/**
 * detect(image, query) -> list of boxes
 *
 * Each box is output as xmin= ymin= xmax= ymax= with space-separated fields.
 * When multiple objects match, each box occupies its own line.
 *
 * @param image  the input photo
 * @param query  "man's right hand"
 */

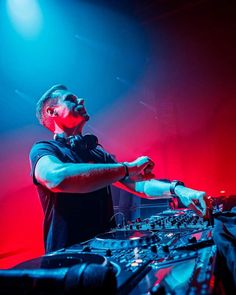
xmin=124 ymin=156 xmax=155 ymax=181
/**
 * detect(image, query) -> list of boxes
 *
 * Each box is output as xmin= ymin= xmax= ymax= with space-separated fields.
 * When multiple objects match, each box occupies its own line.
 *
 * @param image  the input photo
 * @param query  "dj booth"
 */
xmin=0 ymin=203 xmax=235 ymax=294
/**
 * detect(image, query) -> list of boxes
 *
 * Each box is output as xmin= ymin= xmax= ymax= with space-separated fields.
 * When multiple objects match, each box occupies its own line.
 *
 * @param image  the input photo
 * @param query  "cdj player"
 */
xmin=1 ymin=209 xmax=217 ymax=294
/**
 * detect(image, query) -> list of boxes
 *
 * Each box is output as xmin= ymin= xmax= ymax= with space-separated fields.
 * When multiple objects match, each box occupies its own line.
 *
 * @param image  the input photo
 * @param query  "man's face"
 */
xmin=52 ymin=90 xmax=90 ymax=129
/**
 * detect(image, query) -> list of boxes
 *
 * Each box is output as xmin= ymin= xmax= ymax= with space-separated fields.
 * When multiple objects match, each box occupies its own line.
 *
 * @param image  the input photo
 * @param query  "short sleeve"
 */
xmin=95 ymin=146 xmax=117 ymax=164
xmin=105 ymin=152 xmax=117 ymax=164
xmin=29 ymin=141 xmax=60 ymax=185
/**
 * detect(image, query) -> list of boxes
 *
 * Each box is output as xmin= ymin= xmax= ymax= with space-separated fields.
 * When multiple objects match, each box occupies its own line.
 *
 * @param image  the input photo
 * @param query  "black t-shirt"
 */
xmin=29 ymin=139 xmax=117 ymax=253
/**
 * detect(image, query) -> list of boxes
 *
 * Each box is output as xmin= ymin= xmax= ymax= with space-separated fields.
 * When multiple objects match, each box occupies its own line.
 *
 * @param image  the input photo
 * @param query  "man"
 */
xmin=30 ymin=84 xmax=207 ymax=253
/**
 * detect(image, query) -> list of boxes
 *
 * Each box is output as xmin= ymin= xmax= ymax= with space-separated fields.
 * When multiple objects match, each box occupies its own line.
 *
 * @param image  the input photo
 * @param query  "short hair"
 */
xmin=36 ymin=84 xmax=67 ymax=131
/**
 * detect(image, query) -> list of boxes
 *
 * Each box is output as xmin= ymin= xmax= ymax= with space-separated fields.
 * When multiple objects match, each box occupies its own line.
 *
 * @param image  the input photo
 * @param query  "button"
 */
xmin=162 ymin=245 xmax=169 ymax=252
xmin=119 ymin=258 xmax=127 ymax=264
xmin=181 ymin=253 xmax=188 ymax=258
xmin=151 ymin=245 xmax=158 ymax=253
xmin=106 ymin=249 xmax=112 ymax=256
xmin=188 ymin=236 xmax=197 ymax=243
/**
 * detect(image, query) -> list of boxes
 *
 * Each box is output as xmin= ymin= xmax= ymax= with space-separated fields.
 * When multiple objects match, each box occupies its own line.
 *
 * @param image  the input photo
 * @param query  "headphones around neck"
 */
xmin=54 ymin=133 xmax=99 ymax=151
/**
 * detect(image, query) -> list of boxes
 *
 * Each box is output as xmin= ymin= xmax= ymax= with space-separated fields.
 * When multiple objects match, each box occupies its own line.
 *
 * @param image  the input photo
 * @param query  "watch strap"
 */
xmin=170 ymin=180 xmax=185 ymax=195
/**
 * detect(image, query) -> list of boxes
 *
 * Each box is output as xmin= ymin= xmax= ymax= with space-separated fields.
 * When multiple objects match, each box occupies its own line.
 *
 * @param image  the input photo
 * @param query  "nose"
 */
xmin=77 ymin=98 xmax=84 ymax=105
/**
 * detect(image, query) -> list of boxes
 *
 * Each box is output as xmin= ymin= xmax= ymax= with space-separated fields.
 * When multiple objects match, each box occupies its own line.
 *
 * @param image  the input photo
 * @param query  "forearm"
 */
xmin=133 ymin=179 xmax=206 ymax=217
xmin=50 ymin=163 xmax=126 ymax=193
xmin=136 ymin=179 xmax=171 ymax=197
xmin=121 ymin=179 xmax=172 ymax=198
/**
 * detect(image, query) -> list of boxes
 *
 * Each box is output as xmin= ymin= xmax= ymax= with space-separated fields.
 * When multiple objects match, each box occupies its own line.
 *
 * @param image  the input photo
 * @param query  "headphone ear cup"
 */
xmin=69 ymin=135 xmax=83 ymax=150
xmin=54 ymin=134 xmax=98 ymax=151
xmin=71 ymin=134 xmax=98 ymax=150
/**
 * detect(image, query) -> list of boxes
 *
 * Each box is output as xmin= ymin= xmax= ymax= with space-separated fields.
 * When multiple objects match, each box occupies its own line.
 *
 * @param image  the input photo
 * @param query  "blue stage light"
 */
xmin=6 ymin=0 xmax=43 ymax=38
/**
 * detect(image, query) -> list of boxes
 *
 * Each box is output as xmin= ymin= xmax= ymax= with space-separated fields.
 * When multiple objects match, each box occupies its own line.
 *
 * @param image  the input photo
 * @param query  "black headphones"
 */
xmin=54 ymin=133 xmax=99 ymax=151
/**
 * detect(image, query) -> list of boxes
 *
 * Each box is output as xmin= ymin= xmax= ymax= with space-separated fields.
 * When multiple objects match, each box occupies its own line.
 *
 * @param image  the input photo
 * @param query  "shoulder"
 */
xmin=30 ymin=140 xmax=60 ymax=153
xmin=95 ymin=145 xmax=117 ymax=163
xmin=31 ymin=139 xmax=61 ymax=149
xmin=29 ymin=140 xmax=66 ymax=162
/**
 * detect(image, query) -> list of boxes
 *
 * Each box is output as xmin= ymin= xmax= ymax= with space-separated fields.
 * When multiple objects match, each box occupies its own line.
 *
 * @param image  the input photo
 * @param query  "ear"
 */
xmin=46 ymin=106 xmax=57 ymax=117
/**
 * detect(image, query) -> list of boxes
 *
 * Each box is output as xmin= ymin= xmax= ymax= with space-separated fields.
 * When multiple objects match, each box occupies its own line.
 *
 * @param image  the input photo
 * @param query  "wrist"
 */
xmin=170 ymin=180 xmax=185 ymax=196
xmin=120 ymin=162 xmax=129 ymax=181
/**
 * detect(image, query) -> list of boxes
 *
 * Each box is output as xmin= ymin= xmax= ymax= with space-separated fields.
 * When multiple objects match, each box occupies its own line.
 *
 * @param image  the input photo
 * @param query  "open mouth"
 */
xmin=79 ymin=109 xmax=87 ymax=114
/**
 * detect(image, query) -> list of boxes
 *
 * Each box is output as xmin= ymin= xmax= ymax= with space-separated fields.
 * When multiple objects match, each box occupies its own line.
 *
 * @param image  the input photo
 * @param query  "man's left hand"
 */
xmin=174 ymin=186 xmax=207 ymax=217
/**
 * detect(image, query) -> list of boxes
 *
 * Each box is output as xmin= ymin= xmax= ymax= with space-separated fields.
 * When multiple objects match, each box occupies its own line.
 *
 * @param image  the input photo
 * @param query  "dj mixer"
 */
xmin=1 ymin=209 xmax=217 ymax=294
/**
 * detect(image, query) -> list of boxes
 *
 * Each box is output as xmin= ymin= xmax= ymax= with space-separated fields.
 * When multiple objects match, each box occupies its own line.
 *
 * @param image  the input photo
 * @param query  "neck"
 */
xmin=54 ymin=124 xmax=84 ymax=138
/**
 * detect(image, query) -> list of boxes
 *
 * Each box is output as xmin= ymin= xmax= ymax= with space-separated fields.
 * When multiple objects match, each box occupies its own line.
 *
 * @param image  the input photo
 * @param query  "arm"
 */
xmin=35 ymin=155 xmax=127 ymax=193
xmin=119 ymin=178 xmax=207 ymax=217
xmin=34 ymin=155 xmax=153 ymax=194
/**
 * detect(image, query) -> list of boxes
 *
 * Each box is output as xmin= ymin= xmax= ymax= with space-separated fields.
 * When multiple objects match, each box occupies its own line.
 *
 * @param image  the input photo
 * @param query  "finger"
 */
xmin=148 ymin=161 xmax=155 ymax=169
xmin=136 ymin=156 xmax=149 ymax=167
xmin=146 ymin=158 xmax=155 ymax=167
xmin=205 ymin=195 xmax=213 ymax=209
xmin=138 ymin=156 xmax=150 ymax=162
xmin=198 ymin=194 xmax=207 ymax=216
xmin=135 ymin=171 xmax=155 ymax=181
xmin=144 ymin=164 xmax=154 ymax=174
xmin=142 ymin=173 xmax=155 ymax=180
xmin=188 ymin=202 xmax=203 ymax=217
xmin=130 ymin=173 xmax=146 ymax=182
xmin=139 ymin=161 xmax=153 ymax=172
xmin=142 ymin=159 xmax=155 ymax=173
xmin=138 ymin=156 xmax=154 ymax=165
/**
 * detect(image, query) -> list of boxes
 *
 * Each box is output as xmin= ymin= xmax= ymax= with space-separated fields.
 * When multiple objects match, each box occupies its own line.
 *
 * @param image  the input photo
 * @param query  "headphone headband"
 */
xmin=54 ymin=133 xmax=98 ymax=151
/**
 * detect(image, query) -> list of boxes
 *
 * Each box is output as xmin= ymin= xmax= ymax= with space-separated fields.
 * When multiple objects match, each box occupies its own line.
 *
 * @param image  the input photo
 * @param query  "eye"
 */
xmin=65 ymin=95 xmax=77 ymax=103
